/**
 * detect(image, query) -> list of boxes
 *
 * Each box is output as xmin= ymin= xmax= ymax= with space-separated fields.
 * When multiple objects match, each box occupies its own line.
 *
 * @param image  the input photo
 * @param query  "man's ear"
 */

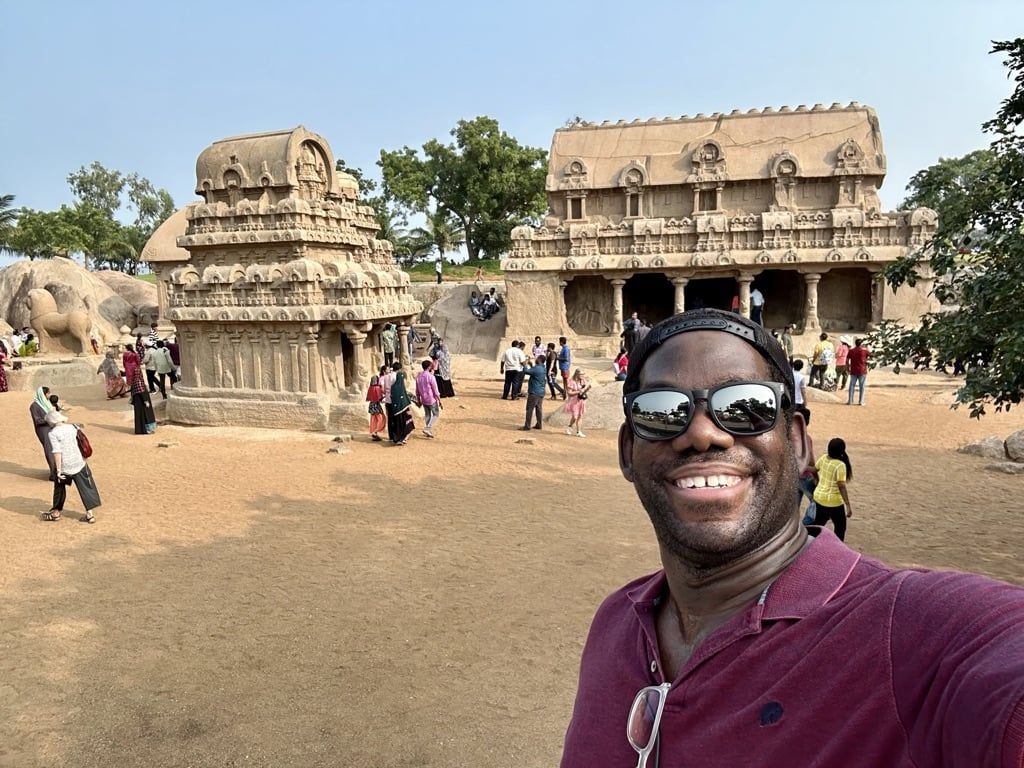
xmin=618 ymin=422 xmax=635 ymax=483
xmin=788 ymin=409 xmax=811 ymax=470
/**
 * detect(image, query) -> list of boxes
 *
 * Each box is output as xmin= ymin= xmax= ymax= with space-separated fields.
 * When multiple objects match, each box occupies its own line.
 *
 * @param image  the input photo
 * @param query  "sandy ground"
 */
xmin=2 ymin=361 xmax=1023 ymax=768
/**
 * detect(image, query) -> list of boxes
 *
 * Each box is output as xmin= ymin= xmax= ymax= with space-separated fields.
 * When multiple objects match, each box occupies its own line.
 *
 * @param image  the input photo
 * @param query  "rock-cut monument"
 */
xmin=145 ymin=126 xmax=421 ymax=431
xmin=502 ymin=103 xmax=938 ymax=351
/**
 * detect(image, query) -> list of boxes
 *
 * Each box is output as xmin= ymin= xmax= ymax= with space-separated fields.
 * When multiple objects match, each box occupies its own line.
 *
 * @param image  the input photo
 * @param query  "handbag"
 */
xmin=75 ymin=425 xmax=93 ymax=459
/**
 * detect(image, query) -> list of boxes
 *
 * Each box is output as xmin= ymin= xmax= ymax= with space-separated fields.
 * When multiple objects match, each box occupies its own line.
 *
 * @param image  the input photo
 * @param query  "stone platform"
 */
xmin=4 ymin=356 xmax=103 ymax=392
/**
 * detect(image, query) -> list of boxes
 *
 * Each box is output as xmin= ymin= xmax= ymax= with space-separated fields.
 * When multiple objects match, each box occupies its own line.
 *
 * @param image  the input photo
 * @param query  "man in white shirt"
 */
xmin=750 ymin=286 xmax=765 ymax=326
xmin=792 ymin=358 xmax=810 ymax=424
xmin=501 ymin=341 xmax=527 ymax=400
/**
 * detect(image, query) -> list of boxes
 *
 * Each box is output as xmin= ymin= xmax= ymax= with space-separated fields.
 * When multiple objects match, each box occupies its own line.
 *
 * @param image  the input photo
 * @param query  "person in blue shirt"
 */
xmin=558 ymin=336 xmax=571 ymax=398
xmin=519 ymin=356 xmax=549 ymax=431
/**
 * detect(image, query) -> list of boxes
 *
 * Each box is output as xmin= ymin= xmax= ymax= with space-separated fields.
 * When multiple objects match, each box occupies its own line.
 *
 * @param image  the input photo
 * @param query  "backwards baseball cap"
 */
xmin=622 ymin=308 xmax=795 ymax=405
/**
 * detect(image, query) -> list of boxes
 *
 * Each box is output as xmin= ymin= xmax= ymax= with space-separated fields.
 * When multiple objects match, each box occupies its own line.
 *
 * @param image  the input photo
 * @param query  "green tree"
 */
xmin=2 ymin=206 xmax=91 ymax=260
xmin=871 ymin=38 xmax=1024 ymax=417
xmin=64 ymin=162 xmax=175 ymax=273
xmin=379 ymin=116 xmax=547 ymax=261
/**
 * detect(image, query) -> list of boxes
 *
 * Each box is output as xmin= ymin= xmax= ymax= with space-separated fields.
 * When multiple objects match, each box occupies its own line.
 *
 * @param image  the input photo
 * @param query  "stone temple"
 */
xmin=145 ymin=126 xmax=421 ymax=431
xmin=502 ymin=103 xmax=938 ymax=351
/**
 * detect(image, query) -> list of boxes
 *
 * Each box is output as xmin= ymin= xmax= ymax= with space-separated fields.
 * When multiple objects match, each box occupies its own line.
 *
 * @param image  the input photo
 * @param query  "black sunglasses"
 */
xmin=623 ymin=381 xmax=788 ymax=441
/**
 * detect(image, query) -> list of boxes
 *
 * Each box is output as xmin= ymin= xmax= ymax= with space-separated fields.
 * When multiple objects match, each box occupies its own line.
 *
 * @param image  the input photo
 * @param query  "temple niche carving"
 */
xmin=502 ymin=103 xmax=939 ymax=348
xmin=146 ymin=126 xmax=421 ymax=431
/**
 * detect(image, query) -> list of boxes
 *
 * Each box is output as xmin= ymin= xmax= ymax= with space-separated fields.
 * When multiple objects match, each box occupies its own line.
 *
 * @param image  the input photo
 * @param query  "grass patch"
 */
xmin=136 ymin=273 xmax=158 ymax=284
xmin=404 ymin=258 xmax=503 ymax=283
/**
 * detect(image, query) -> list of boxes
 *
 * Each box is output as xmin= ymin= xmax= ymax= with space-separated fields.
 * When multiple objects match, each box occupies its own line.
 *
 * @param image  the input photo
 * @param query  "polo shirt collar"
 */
xmin=623 ymin=528 xmax=861 ymax=623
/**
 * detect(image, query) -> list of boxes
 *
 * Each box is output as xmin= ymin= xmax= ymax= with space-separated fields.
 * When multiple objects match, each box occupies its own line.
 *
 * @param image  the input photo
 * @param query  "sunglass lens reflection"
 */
xmin=627 ymin=688 xmax=663 ymax=749
xmin=710 ymin=384 xmax=777 ymax=433
xmin=629 ymin=392 xmax=691 ymax=439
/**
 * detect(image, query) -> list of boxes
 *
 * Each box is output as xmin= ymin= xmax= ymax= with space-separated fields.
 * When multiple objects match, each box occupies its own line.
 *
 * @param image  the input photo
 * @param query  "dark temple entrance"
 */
xmin=754 ymin=270 xmax=804 ymax=330
xmin=624 ymin=273 xmax=674 ymax=325
xmin=685 ymin=276 xmax=737 ymax=312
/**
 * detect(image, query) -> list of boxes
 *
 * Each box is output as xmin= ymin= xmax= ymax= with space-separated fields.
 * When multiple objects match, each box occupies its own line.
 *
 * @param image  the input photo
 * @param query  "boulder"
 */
xmin=0 ymin=258 xmax=155 ymax=348
xmin=985 ymin=462 xmax=1024 ymax=475
xmin=1005 ymin=429 xmax=1024 ymax=462
xmin=957 ymin=436 xmax=1007 ymax=460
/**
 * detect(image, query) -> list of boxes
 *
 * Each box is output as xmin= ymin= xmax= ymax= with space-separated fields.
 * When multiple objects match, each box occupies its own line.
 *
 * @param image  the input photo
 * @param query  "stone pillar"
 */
xmin=803 ymin=273 xmax=822 ymax=331
xmin=610 ymin=278 xmax=626 ymax=334
xmin=672 ymin=277 xmax=689 ymax=314
xmin=737 ymin=273 xmax=754 ymax=319
xmin=270 ymin=333 xmax=283 ymax=391
xmin=288 ymin=334 xmax=300 ymax=391
xmin=249 ymin=332 xmax=263 ymax=391
xmin=346 ymin=330 xmax=370 ymax=391
xmin=305 ymin=329 xmax=320 ymax=394
xmin=210 ymin=333 xmax=224 ymax=388
xmin=230 ymin=333 xmax=244 ymax=390
xmin=398 ymin=322 xmax=411 ymax=368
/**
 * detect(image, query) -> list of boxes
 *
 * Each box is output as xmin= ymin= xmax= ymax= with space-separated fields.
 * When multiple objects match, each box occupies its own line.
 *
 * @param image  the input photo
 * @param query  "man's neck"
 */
xmin=661 ymin=518 xmax=809 ymax=648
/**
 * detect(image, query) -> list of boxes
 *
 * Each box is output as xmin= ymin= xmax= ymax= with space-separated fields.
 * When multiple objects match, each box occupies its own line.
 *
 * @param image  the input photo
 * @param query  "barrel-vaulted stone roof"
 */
xmin=548 ymin=103 xmax=886 ymax=192
xmin=194 ymin=126 xmax=337 ymax=196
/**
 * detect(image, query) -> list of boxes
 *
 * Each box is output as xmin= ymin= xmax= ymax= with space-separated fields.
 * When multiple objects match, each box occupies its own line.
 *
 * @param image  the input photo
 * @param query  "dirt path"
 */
xmin=1 ymin=372 xmax=1022 ymax=767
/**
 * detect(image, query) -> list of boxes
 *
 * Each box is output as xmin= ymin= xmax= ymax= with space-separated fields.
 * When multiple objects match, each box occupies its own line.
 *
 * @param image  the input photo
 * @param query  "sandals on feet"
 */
xmin=83 ymin=511 xmax=96 ymax=524
xmin=42 ymin=511 xmax=61 ymax=522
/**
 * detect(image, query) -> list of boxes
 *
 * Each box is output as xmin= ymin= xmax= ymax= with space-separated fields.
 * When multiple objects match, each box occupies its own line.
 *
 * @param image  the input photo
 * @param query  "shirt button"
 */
xmin=650 ymin=660 xmax=658 ymax=674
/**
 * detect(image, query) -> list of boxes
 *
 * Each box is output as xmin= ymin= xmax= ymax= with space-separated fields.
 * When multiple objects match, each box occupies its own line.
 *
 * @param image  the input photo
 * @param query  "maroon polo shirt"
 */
xmin=561 ymin=529 xmax=1024 ymax=768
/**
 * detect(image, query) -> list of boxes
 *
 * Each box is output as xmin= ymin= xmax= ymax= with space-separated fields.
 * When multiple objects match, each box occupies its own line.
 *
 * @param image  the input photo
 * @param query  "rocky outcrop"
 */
xmin=958 ymin=436 xmax=1008 ymax=460
xmin=0 ymin=258 xmax=158 ymax=349
xmin=1005 ymin=429 xmax=1024 ymax=462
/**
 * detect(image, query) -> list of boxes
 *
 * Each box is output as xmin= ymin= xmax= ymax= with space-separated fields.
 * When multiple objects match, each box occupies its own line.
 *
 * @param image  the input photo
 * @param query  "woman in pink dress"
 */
xmin=564 ymin=369 xmax=592 ymax=438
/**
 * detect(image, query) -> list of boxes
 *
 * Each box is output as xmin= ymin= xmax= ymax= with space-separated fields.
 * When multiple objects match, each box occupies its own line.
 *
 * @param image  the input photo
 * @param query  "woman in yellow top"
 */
xmin=812 ymin=437 xmax=853 ymax=540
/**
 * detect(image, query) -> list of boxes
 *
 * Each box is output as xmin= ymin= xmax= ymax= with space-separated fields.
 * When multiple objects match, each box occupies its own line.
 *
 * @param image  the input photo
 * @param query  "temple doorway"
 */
xmin=818 ymin=268 xmax=872 ymax=330
xmin=685 ymin=276 xmax=736 ymax=311
xmin=624 ymin=273 xmax=674 ymax=325
xmin=753 ymin=270 xmax=804 ymax=329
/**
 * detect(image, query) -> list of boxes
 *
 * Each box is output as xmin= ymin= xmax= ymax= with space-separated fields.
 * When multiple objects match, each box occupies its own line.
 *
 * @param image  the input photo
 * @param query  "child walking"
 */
xmin=366 ymin=371 xmax=386 ymax=442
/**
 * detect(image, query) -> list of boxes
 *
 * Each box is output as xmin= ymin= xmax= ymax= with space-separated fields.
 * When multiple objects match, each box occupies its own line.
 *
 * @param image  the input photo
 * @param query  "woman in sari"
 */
xmin=388 ymin=363 xmax=415 ymax=446
xmin=124 ymin=344 xmax=156 ymax=434
xmin=0 ymin=340 xmax=9 ymax=393
xmin=97 ymin=349 xmax=128 ymax=399
xmin=432 ymin=339 xmax=455 ymax=399
xmin=29 ymin=386 xmax=58 ymax=480
xmin=564 ymin=369 xmax=592 ymax=438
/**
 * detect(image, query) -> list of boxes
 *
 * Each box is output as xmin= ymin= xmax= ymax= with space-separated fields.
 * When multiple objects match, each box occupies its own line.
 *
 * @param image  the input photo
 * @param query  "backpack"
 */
xmin=75 ymin=425 xmax=93 ymax=459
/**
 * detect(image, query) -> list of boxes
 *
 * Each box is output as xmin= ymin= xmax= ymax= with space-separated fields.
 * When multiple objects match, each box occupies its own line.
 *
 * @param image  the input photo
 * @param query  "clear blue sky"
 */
xmin=1 ymin=0 xmax=1021 ymax=261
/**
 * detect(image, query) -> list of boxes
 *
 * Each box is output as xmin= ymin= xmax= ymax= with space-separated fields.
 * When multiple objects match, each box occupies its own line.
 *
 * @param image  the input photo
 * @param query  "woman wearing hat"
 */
xmin=835 ymin=336 xmax=852 ymax=393
xmin=41 ymin=410 xmax=101 ymax=523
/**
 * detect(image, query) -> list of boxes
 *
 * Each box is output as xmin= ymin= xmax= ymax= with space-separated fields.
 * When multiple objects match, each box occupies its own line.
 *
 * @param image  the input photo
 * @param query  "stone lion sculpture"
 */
xmin=26 ymin=287 xmax=94 ymax=356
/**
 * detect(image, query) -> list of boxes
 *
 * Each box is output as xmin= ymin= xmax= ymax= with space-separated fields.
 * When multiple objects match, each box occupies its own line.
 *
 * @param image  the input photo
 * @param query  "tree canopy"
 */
xmin=379 ymin=116 xmax=547 ymax=261
xmin=1 ymin=163 xmax=174 ymax=273
xmin=871 ymin=38 xmax=1024 ymax=417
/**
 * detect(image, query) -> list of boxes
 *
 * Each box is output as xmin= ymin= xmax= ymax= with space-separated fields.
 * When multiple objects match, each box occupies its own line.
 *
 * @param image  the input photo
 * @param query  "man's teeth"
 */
xmin=674 ymin=475 xmax=742 ymax=489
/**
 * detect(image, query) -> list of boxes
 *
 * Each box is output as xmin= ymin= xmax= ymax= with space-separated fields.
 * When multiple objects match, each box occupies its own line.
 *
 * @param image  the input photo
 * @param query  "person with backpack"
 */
xmin=41 ymin=410 xmax=101 ymax=524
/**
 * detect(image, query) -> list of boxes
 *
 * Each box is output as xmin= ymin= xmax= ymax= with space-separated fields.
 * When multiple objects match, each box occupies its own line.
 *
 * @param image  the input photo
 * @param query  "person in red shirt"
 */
xmin=846 ymin=337 xmax=870 ymax=405
xmin=560 ymin=309 xmax=1024 ymax=768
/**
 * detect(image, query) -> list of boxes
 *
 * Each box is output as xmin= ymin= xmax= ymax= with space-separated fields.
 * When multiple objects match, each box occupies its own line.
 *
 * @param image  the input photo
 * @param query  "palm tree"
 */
xmin=0 ymin=194 xmax=18 ymax=246
xmin=407 ymin=209 xmax=466 ymax=265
